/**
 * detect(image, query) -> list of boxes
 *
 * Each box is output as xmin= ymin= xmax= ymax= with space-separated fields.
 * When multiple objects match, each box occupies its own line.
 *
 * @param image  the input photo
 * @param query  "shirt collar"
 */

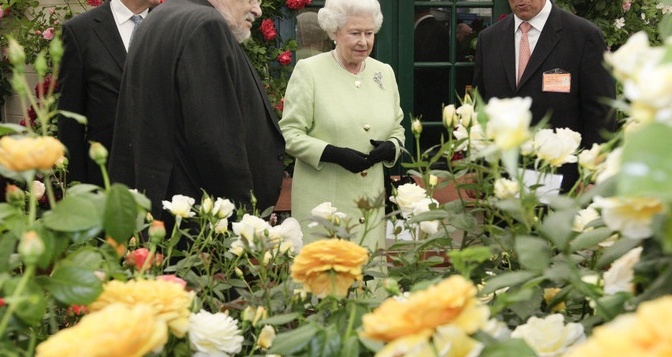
xmin=111 ymin=0 xmax=149 ymax=25
xmin=513 ymin=0 xmax=552 ymax=32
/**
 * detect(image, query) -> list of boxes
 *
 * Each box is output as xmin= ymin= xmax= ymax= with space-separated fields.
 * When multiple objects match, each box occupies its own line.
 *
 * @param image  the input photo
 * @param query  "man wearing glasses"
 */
xmin=109 ymin=0 xmax=285 ymax=228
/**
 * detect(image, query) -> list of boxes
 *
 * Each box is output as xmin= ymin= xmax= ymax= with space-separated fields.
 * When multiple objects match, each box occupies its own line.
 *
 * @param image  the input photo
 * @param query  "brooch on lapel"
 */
xmin=373 ymin=72 xmax=383 ymax=90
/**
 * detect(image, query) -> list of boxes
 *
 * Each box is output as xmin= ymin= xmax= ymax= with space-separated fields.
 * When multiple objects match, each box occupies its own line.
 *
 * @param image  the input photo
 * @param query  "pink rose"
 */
xmin=42 ymin=27 xmax=54 ymax=40
xmin=261 ymin=18 xmax=278 ymax=41
xmin=622 ymin=1 xmax=632 ymax=12
xmin=277 ymin=50 xmax=292 ymax=66
xmin=274 ymin=98 xmax=284 ymax=112
xmin=125 ymin=248 xmax=162 ymax=270
xmin=157 ymin=274 xmax=188 ymax=288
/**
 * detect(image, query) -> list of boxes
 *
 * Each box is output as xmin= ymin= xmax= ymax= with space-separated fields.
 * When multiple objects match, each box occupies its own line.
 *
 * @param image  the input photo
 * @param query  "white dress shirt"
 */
xmin=110 ymin=0 xmax=149 ymax=52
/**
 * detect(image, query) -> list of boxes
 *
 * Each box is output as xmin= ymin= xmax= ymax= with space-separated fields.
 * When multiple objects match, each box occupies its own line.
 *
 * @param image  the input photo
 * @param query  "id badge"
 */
xmin=542 ymin=69 xmax=571 ymax=93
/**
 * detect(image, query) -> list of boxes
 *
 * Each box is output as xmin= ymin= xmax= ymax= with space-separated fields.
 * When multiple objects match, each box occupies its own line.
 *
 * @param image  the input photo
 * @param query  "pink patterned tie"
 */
xmin=518 ymin=22 xmax=532 ymax=86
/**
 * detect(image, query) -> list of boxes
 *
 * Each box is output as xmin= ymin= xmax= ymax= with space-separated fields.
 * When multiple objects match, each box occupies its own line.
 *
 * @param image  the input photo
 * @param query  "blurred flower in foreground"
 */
xmin=565 ymin=296 xmax=672 ymax=357
xmin=36 ymin=303 xmax=168 ymax=357
xmin=88 ymin=279 xmax=194 ymax=338
xmin=592 ymin=195 xmax=665 ymax=239
xmin=0 ymin=136 xmax=65 ymax=172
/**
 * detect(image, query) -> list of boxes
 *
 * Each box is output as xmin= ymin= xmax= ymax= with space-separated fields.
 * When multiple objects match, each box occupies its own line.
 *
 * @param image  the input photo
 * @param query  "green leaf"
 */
xmin=0 ymin=203 xmax=21 ymax=221
xmin=0 ymin=234 xmax=18 ymax=274
xmin=481 ymin=271 xmax=539 ymax=295
xmin=541 ymin=209 xmax=577 ymax=251
xmin=267 ymin=323 xmax=318 ymax=355
xmin=515 ymin=235 xmax=551 ymax=272
xmin=42 ymin=195 xmax=103 ymax=232
xmin=58 ymin=110 xmax=87 ymax=125
xmin=49 ymin=263 xmax=103 ymax=305
xmin=569 ymin=227 xmax=614 ymax=252
xmin=259 ymin=312 xmax=300 ymax=326
xmin=309 ymin=325 xmax=341 ymax=357
xmin=5 ymin=278 xmax=47 ymax=327
xmin=0 ymin=123 xmax=28 ymax=135
xmin=618 ymin=123 xmax=672 ymax=199
xmin=596 ymin=238 xmax=643 ymax=269
xmin=340 ymin=335 xmax=360 ymax=357
xmin=479 ymin=338 xmax=537 ymax=357
xmin=103 ymin=184 xmax=138 ymax=243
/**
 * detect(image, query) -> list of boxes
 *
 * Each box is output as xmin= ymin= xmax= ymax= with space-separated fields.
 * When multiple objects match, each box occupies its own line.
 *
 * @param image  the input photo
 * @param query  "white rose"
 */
xmin=592 ymin=195 xmax=665 ymax=239
xmin=229 ymin=239 xmax=245 ymax=256
xmin=232 ymin=214 xmax=270 ymax=246
xmin=604 ymin=31 xmax=662 ymax=82
xmin=578 ymin=143 xmax=604 ymax=173
xmin=162 ymin=194 xmax=196 ymax=218
xmin=623 ymin=64 xmax=672 ymax=124
xmin=533 ymin=128 xmax=582 ymax=167
xmin=32 ymin=180 xmax=46 ymax=200
xmin=213 ymin=218 xmax=229 ymax=234
xmin=268 ymin=217 xmax=303 ymax=254
xmin=485 ymin=97 xmax=532 ymax=151
xmin=572 ymin=207 xmax=600 ymax=233
xmin=603 ymin=246 xmax=643 ymax=295
xmin=453 ymin=123 xmax=488 ymax=155
xmin=511 ymin=314 xmax=585 ymax=357
xmin=189 ymin=310 xmax=243 ymax=356
xmin=200 ymin=197 xmax=213 ymax=215
xmin=412 ymin=197 xmax=440 ymax=234
xmin=389 ymin=183 xmax=427 ymax=218
xmin=310 ymin=201 xmax=338 ymax=220
xmin=213 ymin=197 xmax=236 ymax=219
xmin=494 ymin=178 xmax=520 ymax=199
xmin=595 ymin=147 xmax=622 ymax=184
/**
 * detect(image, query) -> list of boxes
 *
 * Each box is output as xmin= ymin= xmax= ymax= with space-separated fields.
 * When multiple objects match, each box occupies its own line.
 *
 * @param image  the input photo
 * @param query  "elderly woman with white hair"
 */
xmin=279 ymin=0 xmax=405 ymax=251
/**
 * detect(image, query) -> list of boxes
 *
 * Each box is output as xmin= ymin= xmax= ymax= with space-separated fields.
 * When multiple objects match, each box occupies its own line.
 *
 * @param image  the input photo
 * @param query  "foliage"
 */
xmin=555 ymin=0 xmax=671 ymax=49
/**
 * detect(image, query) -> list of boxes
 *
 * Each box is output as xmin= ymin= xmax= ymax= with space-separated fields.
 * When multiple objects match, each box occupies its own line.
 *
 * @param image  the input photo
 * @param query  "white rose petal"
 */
xmin=511 ymin=314 xmax=585 ymax=357
xmin=162 ymin=194 xmax=196 ymax=218
xmin=189 ymin=310 xmax=243 ymax=356
xmin=603 ymin=246 xmax=643 ymax=295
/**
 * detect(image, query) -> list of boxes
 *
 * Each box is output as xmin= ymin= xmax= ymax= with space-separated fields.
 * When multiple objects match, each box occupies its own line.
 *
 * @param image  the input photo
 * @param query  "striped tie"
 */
xmin=518 ymin=21 xmax=532 ymax=86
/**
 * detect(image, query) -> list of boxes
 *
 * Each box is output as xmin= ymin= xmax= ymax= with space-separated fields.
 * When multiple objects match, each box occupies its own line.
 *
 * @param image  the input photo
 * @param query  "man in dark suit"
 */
xmin=57 ymin=0 xmax=161 ymax=187
xmin=108 ymin=0 xmax=285 ymax=221
xmin=473 ymin=0 xmax=616 ymax=192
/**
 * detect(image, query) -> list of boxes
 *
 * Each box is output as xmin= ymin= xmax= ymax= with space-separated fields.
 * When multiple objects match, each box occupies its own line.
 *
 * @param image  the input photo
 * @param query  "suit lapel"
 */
xmin=499 ymin=16 xmax=517 ymax=92
xmin=242 ymin=52 xmax=283 ymax=134
xmin=517 ymin=5 xmax=562 ymax=89
xmin=93 ymin=2 xmax=126 ymax=70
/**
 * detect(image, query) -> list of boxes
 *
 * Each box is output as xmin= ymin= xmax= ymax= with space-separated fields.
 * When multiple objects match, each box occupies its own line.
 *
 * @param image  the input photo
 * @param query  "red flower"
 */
xmin=35 ymin=74 xmax=56 ymax=98
xmin=0 ymin=298 xmax=5 ymax=307
xmin=86 ymin=0 xmax=103 ymax=6
xmin=274 ymin=98 xmax=284 ymax=112
xmin=260 ymin=19 xmax=278 ymax=42
xmin=124 ymin=248 xmax=162 ymax=270
xmin=498 ymin=13 xmax=508 ymax=21
xmin=67 ymin=305 xmax=88 ymax=316
xmin=286 ymin=0 xmax=311 ymax=10
xmin=277 ymin=50 xmax=292 ymax=66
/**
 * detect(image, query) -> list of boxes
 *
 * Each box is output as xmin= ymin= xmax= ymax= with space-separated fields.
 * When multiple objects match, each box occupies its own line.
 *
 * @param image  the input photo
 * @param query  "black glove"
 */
xmin=321 ymin=145 xmax=370 ymax=173
xmin=368 ymin=139 xmax=396 ymax=164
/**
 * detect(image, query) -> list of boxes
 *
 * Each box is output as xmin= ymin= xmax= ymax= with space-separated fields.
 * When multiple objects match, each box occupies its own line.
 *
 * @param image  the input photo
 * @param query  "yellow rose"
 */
xmin=88 ymin=279 xmax=195 ymax=338
xmin=361 ymin=275 xmax=489 ymax=342
xmin=543 ymin=287 xmax=566 ymax=312
xmin=36 ymin=303 xmax=168 ymax=357
xmin=257 ymin=325 xmax=276 ymax=350
xmin=290 ymin=239 xmax=369 ymax=298
xmin=0 ymin=136 xmax=65 ymax=172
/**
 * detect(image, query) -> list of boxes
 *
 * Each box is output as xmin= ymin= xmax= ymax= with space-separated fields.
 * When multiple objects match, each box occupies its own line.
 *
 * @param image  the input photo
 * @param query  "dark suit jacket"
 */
xmin=473 ymin=3 xmax=616 ymax=191
xmin=414 ymin=15 xmax=451 ymax=150
xmin=58 ymin=1 xmax=126 ymax=187
xmin=108 ymin=0 xmax=285 ymax=220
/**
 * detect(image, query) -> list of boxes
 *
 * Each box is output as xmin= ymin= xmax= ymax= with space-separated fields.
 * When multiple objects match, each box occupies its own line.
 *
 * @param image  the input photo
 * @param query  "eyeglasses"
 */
xmin=249 ymin=0 xmax=262 ymax=5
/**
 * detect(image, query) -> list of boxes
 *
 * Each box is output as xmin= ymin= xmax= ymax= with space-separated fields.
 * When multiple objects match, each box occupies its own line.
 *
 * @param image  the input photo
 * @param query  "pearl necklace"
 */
xmin=332 ymin=50 xmax=365 ymax=88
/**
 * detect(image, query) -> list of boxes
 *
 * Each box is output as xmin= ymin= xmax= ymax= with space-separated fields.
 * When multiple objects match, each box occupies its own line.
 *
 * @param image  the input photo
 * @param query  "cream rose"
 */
xmin=485 ymin=97 xmax=533 ymax=151
xmin=533 ymin=128 xmax=582 ymax=167
xmin=592 ymin=195 xmax=665 ymax=239
xmin=494 ymin=178 xmax=520 ymax=199
xmin=189 ymin=310 xmax=243 ymax=356
xmin=389 ymin=183 xmax=428 ymax=218
xmin=511 ymin=314 xmax=585 ymax=357
xmin=162 ymin=194 xmax=196 ymax=218
xmin=603 ymin=246 xmax=643 ymax=295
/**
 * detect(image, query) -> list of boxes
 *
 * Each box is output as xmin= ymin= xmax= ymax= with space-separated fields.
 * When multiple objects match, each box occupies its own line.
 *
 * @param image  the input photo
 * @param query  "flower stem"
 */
xmin=0 ymin=264 xmax=36 ymax=338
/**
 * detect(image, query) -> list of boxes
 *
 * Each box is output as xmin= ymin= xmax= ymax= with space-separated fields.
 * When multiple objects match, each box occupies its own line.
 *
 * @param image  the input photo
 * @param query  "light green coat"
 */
xmin=279 ymin=52 xmax=405 ymax=250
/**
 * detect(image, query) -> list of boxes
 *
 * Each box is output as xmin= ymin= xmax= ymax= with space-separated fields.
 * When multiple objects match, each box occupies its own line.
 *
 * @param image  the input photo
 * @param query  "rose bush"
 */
xmin=5 ymin=8 xmax=672 ymax=357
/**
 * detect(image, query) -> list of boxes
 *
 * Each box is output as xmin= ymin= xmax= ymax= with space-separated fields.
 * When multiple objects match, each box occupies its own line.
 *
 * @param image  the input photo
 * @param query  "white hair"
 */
xmin=317 ymin=0 xmax=383 ymax=40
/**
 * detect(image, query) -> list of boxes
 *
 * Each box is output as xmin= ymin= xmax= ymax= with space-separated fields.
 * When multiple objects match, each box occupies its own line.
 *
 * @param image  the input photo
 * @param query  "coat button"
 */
xmin=363 ymin=124 xmax=370 ymax=131
xmin=360 ymin=170 xmax=367 ymax=177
